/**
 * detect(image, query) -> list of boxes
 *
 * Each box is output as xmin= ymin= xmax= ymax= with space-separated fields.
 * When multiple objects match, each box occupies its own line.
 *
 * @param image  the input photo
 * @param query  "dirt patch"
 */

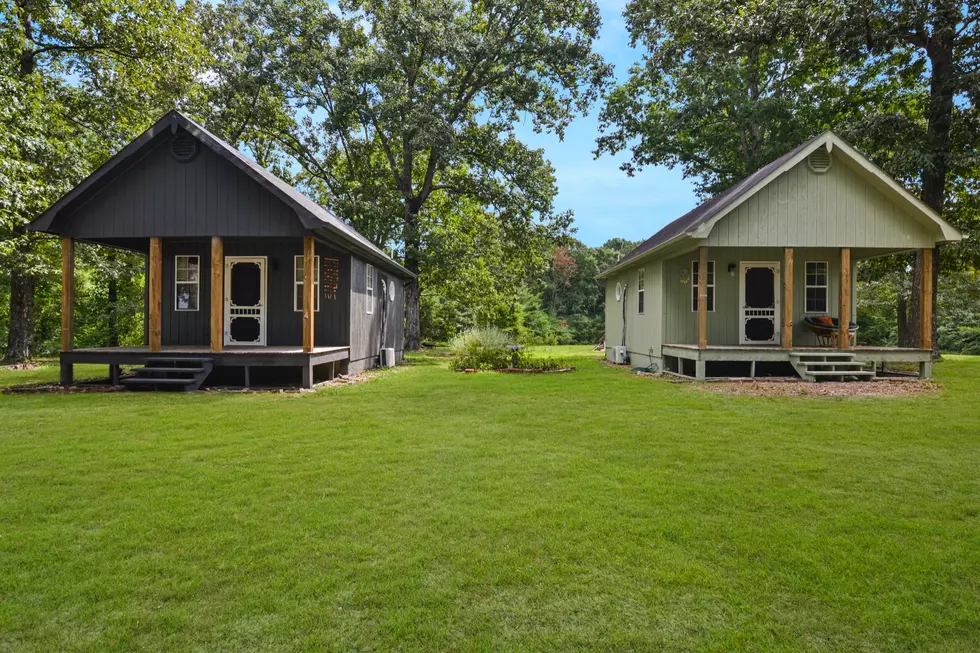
xmin=1 ymin=363 xmax=40 ymax=371
xmin=693 ymin=378 xmax=941 ymax=397
xmin=3 ymin=381 xmax=123 ymax=394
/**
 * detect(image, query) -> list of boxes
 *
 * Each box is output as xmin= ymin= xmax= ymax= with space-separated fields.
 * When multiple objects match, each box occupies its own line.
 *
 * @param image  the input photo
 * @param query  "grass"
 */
xmin=1 ymin=347 xmax=978 ymax=651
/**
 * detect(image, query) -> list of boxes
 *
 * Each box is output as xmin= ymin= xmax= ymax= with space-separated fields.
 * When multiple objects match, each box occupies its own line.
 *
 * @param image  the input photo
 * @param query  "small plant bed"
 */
xmin=694 ymin=378 xmax=940 ymax=397
xmin=448 ymin=327 xmax=575 ymax=373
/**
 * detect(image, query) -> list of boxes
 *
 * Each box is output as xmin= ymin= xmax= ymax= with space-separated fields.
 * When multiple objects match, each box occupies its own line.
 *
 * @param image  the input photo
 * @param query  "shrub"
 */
xmin=449 ymin=327 xmax=515 ymax=370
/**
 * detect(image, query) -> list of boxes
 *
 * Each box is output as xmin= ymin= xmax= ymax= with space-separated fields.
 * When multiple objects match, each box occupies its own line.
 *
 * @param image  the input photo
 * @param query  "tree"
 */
xmin=832 ymin=0 xmax=980 ymax=350
xmin=0 ymin=0 xmax=206 ymax=361
xmin=596 ymin=0 xmax=886 ymax=195
xmin=207 ymin=0 xmax=611 ymax=349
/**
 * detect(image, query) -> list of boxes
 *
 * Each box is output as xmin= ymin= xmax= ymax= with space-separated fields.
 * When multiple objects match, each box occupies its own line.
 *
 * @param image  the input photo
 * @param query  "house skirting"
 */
xmin=60 ymin=345 xmax=350 ymax=389
xmin=661 ymin=344 xmax=933 ymax=380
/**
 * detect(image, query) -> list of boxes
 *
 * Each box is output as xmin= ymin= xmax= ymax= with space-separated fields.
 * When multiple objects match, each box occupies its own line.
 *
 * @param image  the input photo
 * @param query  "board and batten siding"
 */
xmin=660 ymin=247 xmax=856 ymax=347
xmin=160 ymin=237 xmax=351 ymax=347
xmin=56 ymin=129 xmax=305 ymax=240
xmin=348 ymin=254 xmax=405 ymax=373
xmin=604 ymin=260 xmax=664 ymax=368
xmin=703 ymin=154 xmax=938 ymax=249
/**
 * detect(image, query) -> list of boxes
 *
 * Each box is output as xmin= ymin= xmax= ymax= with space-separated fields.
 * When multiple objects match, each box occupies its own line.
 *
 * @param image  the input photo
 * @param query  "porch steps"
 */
xmin=121 ymin=357 xmax=213 ymax=391
xmin=789 ymin=353 xmax=875 ymax=382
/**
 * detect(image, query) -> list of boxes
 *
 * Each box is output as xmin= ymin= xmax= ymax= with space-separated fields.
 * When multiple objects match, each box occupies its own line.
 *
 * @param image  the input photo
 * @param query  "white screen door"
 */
xmin=739 ymin=262 xmax=781 ymax=345
xmin=224 ymin=256 xmax=267 ymax=346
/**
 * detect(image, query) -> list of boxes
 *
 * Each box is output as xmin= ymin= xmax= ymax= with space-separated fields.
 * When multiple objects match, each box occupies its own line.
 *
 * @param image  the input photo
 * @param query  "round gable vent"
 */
xmin=807 ymin=147 xmax=832 ymax=174
xmin=170 ymin=132 xmax=199 ymax=162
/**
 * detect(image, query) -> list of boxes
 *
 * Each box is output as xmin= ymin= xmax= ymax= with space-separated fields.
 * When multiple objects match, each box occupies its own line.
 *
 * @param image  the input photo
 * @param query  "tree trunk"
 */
xmin=914 ymin=24 xmax=955 ymax=357
xmin=402 ymin=202 xmax=423 ymax=350
xmin=4 ymin=267 xmax=35 ymax=363
xmin=897 ymin=292 xmax=908 ymax=347
xmin=108 ymin=277 xmax=119 ymax=347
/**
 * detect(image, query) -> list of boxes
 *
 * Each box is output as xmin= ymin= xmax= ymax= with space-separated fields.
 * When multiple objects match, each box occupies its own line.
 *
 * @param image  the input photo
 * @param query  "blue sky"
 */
xmin=512 ymin=0 xmax=699 ymax=247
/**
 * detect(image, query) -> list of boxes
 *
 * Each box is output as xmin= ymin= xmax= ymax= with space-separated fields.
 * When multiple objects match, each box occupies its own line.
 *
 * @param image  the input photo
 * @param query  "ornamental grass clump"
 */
xmin=449 ymin=327 xmax=515 ymax=371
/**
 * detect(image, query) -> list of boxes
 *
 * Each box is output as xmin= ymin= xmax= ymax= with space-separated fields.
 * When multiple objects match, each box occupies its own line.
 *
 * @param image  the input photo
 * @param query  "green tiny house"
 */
xmin=599 ymin=132 xmax=961 ymax=381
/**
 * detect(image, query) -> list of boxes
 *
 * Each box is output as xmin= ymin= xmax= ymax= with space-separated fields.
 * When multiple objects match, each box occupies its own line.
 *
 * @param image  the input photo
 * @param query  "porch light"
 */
xmin=680 ymin=267 xmax=689 ymax=284
xmin=728 ymin=263 xmax=736 ymax=276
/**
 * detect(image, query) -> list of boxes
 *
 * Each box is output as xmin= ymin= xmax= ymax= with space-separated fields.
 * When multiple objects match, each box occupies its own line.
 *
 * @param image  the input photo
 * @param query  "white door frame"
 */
xmin=739 ymin=261 xmax=781 ymax=345
xmin=224 ymin=256 xmax=267 ymax=346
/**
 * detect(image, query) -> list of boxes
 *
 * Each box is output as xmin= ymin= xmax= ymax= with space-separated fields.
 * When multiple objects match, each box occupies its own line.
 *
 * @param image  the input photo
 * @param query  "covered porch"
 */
xmin=668 ymin=245 xmax=934 ymax=380
xmin=58 ymin=235 xmax=346 ymax=390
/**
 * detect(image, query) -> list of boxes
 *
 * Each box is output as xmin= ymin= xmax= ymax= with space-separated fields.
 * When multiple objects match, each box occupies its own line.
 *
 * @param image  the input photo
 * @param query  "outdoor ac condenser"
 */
xmin=380 ymin=347 xmax=396 ymax=368
xmin=609 ymin=346 xmax=627 ymax=365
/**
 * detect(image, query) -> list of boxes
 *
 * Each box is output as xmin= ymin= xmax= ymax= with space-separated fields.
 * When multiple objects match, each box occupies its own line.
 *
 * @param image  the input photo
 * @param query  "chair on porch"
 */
xmin=803 ymin=316 xmax=859 ymax=347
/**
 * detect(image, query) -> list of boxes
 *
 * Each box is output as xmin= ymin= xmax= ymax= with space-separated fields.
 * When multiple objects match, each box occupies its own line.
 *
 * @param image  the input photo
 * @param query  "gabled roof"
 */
xmin=599 ymin=131 xmax=962 ymax=278
xmin=29 ymin=110 xmax=413 ymax=278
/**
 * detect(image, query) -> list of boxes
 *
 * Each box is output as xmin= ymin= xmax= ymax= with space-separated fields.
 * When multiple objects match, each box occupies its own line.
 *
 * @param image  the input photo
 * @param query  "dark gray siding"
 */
xmin=159 ymin=237 xmax=351 ymax=348
xmin=162 ymin=239 xmax=211 ymax=346
xmin=348 ymin=254 xmax=405 ymax=372
xmin=56 ymin=130 xmax=305 ymax=239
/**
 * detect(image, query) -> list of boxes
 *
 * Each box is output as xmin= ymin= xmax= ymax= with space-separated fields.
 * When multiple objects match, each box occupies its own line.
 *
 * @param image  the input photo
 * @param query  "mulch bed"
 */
xmin=3 ymin=381 xmax=125 ymax=394
xmin=691 ymin=377 xmax=941 ymax=397
xmin=456 ymin=367 xmax=576 ymax=374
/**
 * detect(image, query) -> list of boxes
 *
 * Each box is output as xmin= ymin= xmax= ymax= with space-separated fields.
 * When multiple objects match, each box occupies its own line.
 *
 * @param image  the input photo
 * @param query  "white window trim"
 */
xmin=805 ymin=261 xmax=829 ymax=314
xmin=293 ymin=255 xmax=321 ymax=312
xmin=637 ymin=268 xmax=645 ymax=314
xmin=366 ymin=263 xmax=374 ymax=315
xmin=174 ymin=255 xmax=200 ymax=312
xmin=691 ymin=260 xmax=716 ymax=313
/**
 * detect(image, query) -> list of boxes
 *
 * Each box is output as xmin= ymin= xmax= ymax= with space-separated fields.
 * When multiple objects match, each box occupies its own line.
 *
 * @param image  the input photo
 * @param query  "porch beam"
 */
xmin=782 ymin=247 xmax=793 ymax=349
xmin=919 ymin=248 xmax=933 ymax=351
xmin=210 ymin=236 xmax=223 ymax=353
xmin=697 ymin=246 xmax=708 ymax=349
xmin=60 ymin=237 xmax=74 ymax=352
xmin=839 ymin=247 xmax=851 ymax=350
xmin=148 ymin=237 xmax=162 ymax=352
xmin=303 ymin=235 xmax=315 ymax=353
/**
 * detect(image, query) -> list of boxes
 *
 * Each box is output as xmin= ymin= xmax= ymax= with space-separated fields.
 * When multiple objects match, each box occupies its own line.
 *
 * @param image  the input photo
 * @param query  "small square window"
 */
xmin=175 ymin=255 xmax=199 ymax=311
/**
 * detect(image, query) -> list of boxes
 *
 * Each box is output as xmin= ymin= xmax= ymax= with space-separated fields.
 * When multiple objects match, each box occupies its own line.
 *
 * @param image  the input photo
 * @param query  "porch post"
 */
xmin=697 ymin=246 xmax=708 ymax=349
xmin=60 ymin=238 xmax=74 ymax=352
xmin=210 ymin=236 xmax=223 ymax=353
xmin=919 ymin=248 xmax=933 ymax=351
xmin=303 ymin=235 xmax=315 ymax=353
xmin=148 ymin=237 xmax=162 ymax=352
xmin=782 ymin=247 xmax=793 ymax=349
xmin=60 ymin=238 xmax=75 ymax=386
xmin=839 ymin=247 xmax=851 ymax=350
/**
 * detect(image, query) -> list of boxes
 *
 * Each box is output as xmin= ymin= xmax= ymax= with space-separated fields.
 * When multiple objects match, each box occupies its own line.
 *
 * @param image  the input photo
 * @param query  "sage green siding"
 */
xmin=604 ymin=260 xmax=664 ymax=367
xmin=661 ymin=247 xmax=856 ymax=346
xmin=703 ymin=154 xmax=938 ymax=249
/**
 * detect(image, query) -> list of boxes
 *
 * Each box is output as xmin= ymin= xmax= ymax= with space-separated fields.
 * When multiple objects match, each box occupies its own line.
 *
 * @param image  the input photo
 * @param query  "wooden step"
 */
xmin=805 ymin=370 xmax=875 ymax=378
xmin=144 ymin=357 xmax=214 ymax=365
xmin=798 ymin=363 xmax=868 ymax=371
xmin=121 ymin=377 xmax=197 ymax=386
xmin=133 ymin=367 xmax=208 ymax=376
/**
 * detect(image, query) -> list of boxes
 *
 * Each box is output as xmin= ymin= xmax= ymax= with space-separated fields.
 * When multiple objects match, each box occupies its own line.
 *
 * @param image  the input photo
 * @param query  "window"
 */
xmin=175 ymin=255 xmax=199 ymax=311
xmin=691 ymin=260 xmax=715 ymax=312
xmin=293 ymin=255 xmax=320 ymax=312
xmin=805 ymin=261 xmax=829 ymax=313
xmin=637 ymin=268 xmax=645 ymax=314
xmin=366 ymin=263 xmax=374 ymax=314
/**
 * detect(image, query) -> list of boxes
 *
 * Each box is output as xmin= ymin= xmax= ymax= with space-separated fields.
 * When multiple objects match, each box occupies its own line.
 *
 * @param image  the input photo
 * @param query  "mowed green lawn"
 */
xmin=1 ymin=349 xmax=978 ymax=652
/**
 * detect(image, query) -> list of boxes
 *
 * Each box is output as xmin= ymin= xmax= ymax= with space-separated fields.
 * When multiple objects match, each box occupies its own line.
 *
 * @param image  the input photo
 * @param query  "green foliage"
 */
xmin=448 ymin=326 xmax=515 ymax=370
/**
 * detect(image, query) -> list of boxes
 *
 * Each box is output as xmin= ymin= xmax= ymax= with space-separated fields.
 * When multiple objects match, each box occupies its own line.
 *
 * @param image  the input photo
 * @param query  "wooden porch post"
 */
xmin=302 ymin=235 xmax=315 ymax=353
xmin=782 ymin=247 xmax=793 ymax=349
xmin=697 ymin=246 xmax=708 ymax=349
xmin=919 ymin=248 xmax=933 ymax=350
xmin=61 ymin=238 xmax=74 ymax=352
xmin=839 ymin=247 xmax=851 ymax=350
xmin=210 ymin=236 xmax=223 ymax=353
xmin=148 ymin=237 xmax=162 ymax=352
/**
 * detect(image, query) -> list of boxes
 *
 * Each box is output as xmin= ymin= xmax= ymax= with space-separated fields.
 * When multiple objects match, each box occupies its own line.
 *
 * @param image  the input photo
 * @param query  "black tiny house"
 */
xmin=29 ymin=111 xmax=412 ymax=389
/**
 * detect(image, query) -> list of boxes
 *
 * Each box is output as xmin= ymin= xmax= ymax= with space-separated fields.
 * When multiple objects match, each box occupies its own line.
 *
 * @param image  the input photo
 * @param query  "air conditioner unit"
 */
xmin=608 ymin=346 xmax=627 ymax=364
xmin=379 ymin=347 xmax=396 ymax=368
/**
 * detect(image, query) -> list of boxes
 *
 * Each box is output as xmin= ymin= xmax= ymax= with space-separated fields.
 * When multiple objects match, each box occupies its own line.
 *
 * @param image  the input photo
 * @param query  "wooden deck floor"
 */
xmin=71 ymin=345 xmax=349 ymax=355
